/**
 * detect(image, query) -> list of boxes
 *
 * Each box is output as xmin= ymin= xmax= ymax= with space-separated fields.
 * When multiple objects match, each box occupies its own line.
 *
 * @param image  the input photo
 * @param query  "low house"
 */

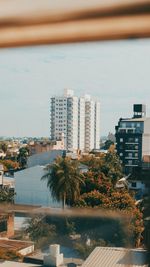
xmin=15 ymin=150 xmax=65 ymax=207
xmin=15 ymin=165 xmax=61 ymax=207
xmin=0 ymin=262 xmax=39 ymax=267
xmin=128 ymin=166 xmax=150 ymax=199
xmin=0 ymin=239 xmax=34 ymax=256
xmin=81 ymin=247 xmax=148 ymax=267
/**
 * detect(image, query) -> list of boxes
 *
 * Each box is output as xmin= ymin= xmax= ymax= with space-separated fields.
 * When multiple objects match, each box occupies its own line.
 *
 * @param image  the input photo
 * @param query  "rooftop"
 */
xmin=0 ymin=239 xmax=34 ymax=252
xmin=81 ymin=247 xmax=148 ymax=267
xmin=120 ymin=117 xmax=147 ymax=122
xmin=0 ymin=261 xmax=40 ymax=267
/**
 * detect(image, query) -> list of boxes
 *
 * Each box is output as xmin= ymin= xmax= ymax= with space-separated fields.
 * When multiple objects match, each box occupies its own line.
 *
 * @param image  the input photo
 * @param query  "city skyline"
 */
xmin=0 ymin=39 xmax=150 ymax=137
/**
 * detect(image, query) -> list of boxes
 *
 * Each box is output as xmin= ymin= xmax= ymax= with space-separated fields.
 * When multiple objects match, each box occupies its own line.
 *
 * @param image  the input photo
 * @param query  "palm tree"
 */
xmin=42 ymin=156 xmax=84 ymax=209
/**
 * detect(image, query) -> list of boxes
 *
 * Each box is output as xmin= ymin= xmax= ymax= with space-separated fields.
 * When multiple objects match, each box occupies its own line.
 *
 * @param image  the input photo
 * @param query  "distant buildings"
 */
xmin=0 ymin=150 xmax=6 ymax=159
xmin=115 ymin=104 xmax=150 ymax=174
xmin=28 ymin=139 xmax=64 ymax=155
xmin=50 ymin=89 xmax=100 ymax=152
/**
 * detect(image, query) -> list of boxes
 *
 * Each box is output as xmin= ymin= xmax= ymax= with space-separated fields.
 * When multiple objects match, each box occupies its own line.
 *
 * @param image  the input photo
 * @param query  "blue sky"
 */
xmin=0 ymin=39 xmax=150 ymax=137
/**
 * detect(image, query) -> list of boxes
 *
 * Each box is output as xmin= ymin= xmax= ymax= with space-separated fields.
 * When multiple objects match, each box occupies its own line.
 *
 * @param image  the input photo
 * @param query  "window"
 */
xmin=131 ymin=182 xmax=136 ymax=188
xmin=128 ymin=129 xmax=134 ymax=133
xmin=120 ymin=138 xmax=123 ymax=142
xmin=121 ymin=123 xmax=126 ymax=128
xmin=0 ymin=219 xmax=7 ymax=232
xmin=128 ymin=138 xmax=132 ymax=142
xmin=119 ymin=129 xmax=126 ymax=133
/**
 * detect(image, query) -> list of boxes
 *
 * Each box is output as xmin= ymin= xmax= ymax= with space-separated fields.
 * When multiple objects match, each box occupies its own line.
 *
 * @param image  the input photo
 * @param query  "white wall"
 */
xmin=15 ymin=166 xmax=61 ymax=207
xmin=142 ymin=118 xmax=150 ymax=156
xmin=95 ymin=101 xmax=100 ymax=149
xmin=19 ymin=244 xmax=34 ymax=256
xmin=78 ymin=97 xmax=85 ymax=151
xmin=85 ymin=100 xmax=95 ymax=151
xmin=129 ymin=180 xmax=145 ymax=190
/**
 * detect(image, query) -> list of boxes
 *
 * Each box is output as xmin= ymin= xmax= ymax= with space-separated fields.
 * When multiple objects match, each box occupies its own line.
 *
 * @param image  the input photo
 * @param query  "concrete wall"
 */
xmin=129 ymin=180 xmax=146 ymax=191
xmin=19 ymin=244 xmax=34 ymax=256
xmin=7 ymin=213 xmax=14 ymax=237
xmin=15 ymin=166 xmax=61 ymax=207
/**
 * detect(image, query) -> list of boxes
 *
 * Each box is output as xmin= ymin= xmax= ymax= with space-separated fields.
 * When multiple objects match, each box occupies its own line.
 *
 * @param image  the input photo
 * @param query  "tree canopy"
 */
xmin=75 ymin=151 xmax=143 ymax=247
xmin=17 ymin=147 xmax=29 ymax=168
xmin=0 ymin=159 xmax=19 ymax=172
xmin=0 ymin=188 xmax=15 ymax=203
xmin=42 ymin=156 xmax=84 ymax=208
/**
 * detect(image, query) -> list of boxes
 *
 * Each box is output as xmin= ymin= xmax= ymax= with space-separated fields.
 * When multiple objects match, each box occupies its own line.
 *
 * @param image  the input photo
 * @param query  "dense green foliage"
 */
xmin=42 ymin=156 xmax=84 ymax=208
xmin=74 ymin=239 xmax=108 ymax=259
xmin=25 ymin=216 xmax=56 ymax=247
xmin=0 ymin=142 xmax=7 ymax=153
xmin=0 ymin=159 xmax=19 ymax=171
xmin=101 ymin=140 xmax=114 ymax=150
xmin=17 ymin=147 xmax=29 ymax=168
xmin=75 ymin=151 xmax=143 ymax=247
xmin=0 ymin=188 xmax=15 ymax=202
xmin=41 ymin=151 xmax=143 ymax=248
xmin=0 ymin=249 xmax=21 ymax=260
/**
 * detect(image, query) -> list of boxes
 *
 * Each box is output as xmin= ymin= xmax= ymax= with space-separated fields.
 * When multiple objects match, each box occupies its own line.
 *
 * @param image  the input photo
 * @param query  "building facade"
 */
xmin=0 ymin=213 xmax=14 ymax=238
xmin=15 ymin=165 xmax=61 ymax=207
xmin=115 ymin=104 xmax=150 ymax=174
xmin=50 ymin=89 xmax=100 ymax=152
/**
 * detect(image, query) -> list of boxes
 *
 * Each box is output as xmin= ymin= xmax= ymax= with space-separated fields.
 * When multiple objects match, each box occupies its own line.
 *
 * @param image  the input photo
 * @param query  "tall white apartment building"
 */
xmin=50 ymin=89 xmax=100 ymax=152
xmin=78 ymin=97 xmax=85 ymax=151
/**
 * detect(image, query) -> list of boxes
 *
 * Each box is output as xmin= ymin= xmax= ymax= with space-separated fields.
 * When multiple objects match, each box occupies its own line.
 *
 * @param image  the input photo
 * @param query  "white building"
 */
xmin=50 ymin=89 xmax=100 ymax=152
xmin=78 ymin=97 xmax=85 ymax=151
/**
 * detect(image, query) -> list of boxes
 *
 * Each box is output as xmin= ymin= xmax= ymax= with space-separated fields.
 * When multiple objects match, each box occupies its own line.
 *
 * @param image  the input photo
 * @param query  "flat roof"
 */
xmin=121 ymin=117 xmax=146 ymax=122
xmin=0 ymin=261 xmax=41 ymax=267
xmin=0 ymin=239 xmax=33 ymax=252
xmin=81 ymin=247 xmax=148 ymax=267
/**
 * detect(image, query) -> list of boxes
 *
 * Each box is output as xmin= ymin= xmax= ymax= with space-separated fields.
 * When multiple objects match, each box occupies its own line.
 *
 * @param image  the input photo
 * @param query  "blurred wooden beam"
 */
xmin=0 ymin=0 xmax=150 ymax=47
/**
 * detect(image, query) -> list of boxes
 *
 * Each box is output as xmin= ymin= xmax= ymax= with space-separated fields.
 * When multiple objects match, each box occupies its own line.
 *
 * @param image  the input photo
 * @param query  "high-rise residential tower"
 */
xmin=115 ymin=104 xmax=150 ymax=174
xmin=50 ymin=89 xmax=100 ymax=152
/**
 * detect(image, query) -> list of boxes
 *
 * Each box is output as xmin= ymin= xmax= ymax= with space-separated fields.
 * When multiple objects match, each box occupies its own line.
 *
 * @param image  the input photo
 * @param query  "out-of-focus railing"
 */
xmin=0 ymin=0 xmax=150 ymax=47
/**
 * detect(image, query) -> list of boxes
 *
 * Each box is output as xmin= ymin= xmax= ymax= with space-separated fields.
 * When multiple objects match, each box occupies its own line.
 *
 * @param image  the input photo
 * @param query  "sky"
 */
xmin=0 ymin=39 xmax=150 ymax=137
